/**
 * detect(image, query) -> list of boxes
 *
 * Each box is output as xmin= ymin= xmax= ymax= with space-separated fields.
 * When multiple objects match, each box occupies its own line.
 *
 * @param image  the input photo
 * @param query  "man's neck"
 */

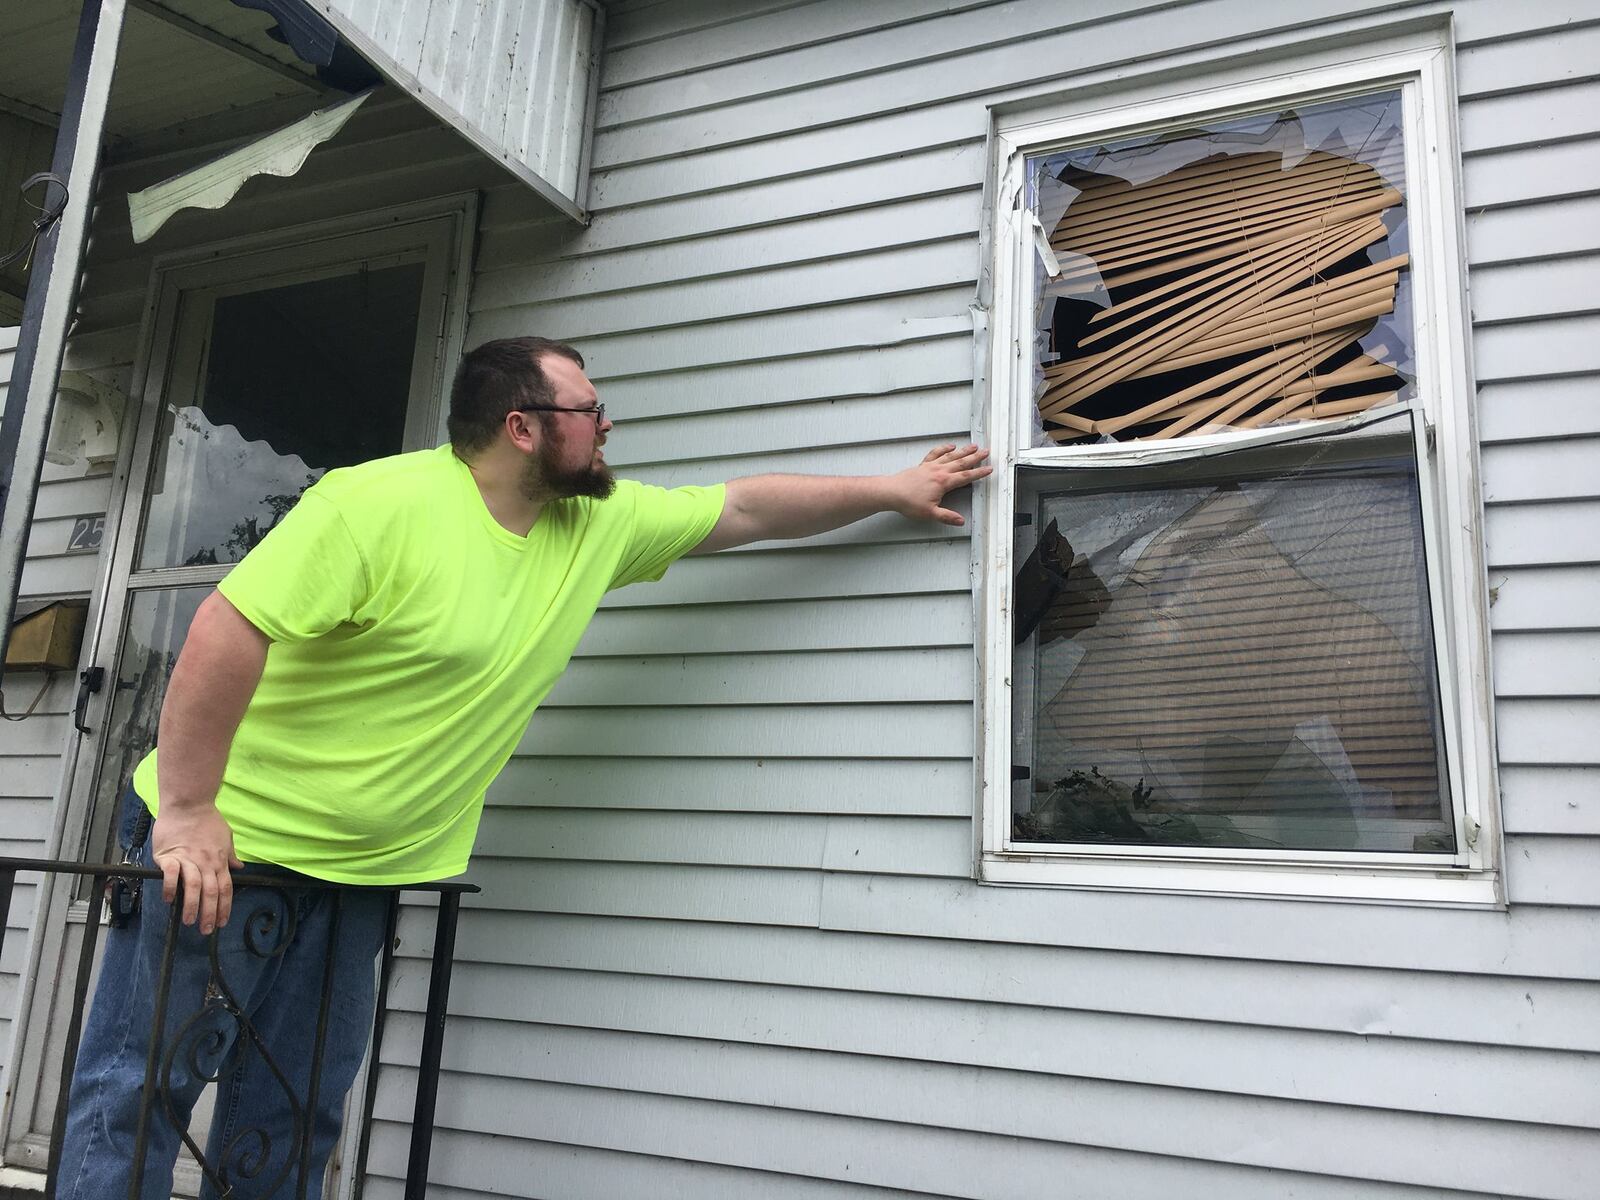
xmin=460 ymin=448 xmax=546 ymax=537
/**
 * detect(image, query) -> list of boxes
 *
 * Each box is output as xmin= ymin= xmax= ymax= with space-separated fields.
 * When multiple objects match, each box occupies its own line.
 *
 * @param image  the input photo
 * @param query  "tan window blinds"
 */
xmin=1034 ymin=100 xmax=1412 ymax=443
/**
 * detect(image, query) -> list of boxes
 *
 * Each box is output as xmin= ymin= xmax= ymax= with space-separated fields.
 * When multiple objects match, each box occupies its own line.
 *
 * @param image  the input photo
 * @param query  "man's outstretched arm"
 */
xmin=693 ymin=443 xmax=992 ymax=554
xmin=151 ymin=590 xmax=271 ymax=933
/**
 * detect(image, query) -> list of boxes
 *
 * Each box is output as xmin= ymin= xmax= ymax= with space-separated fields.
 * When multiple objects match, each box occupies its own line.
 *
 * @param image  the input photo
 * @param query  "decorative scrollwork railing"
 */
xmin=0 ymin=856 xmax=477 ymax=1200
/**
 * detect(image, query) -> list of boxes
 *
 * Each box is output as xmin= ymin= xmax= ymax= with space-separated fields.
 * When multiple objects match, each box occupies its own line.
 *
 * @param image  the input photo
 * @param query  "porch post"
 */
xmin=0 ymin=0 xmax=127 ymax=670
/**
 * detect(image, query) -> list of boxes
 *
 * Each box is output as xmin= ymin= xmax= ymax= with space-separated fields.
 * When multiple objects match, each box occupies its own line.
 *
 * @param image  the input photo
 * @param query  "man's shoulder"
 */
xmin=311 ymin=447 xmax=455 ymax=512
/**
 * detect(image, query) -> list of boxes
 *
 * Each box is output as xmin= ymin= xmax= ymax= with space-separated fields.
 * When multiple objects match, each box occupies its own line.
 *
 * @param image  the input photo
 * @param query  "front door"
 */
xmin=5 ymin=207 xmax=466 ymax=1196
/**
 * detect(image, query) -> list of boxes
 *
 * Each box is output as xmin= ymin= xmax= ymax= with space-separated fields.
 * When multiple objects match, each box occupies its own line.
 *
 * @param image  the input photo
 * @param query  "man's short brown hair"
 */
xmin=448 ymin=336 xmax=585 ymax=455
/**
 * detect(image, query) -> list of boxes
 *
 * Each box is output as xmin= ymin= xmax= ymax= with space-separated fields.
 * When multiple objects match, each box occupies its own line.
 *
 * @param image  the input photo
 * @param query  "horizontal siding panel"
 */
xmin=381 ymin=1019 xmax=1600 ymax=1198
xmin=545 ymin=647 xmax=973 ymax=706
xmin=1459 ymin=78 xmax=1600 ymax=155
xmin=0 ymin=713 xmax=74 ymax=758
xmin=366 ymin=1095 xmax=1514 ymax=1200
xmin=595 ymin=0 xmax=1170 ymax=130
xmin=1492 ymin=632 xmax=1600 ymax=696
xmin=604 ymin=0 xmax=809 ymax=53
xmin=482 ymin=189 xmax=979 ymax=293
xmin=1454 ymin=18 xmax=1600 ymax=99
xmin=461 ymin=859 xmax=827 ymax=926
xmin=0 ymin=755 xmax=68 ymax=798
xmin=1495 ymin=698 xmax=1600 ymax=765
xmin=817 ymin=872 xmax=1600 ymax=981
xmin=579 ymin=594 xmax=974 ymax=655
xmin=16 ymin=554 xmax=100 ymax=599
xmin=400 ymin=908 xmax=1600 ymax=1051
xmin=477 ymin=286 xmax=974 ymax=380
xmin=1481 ymin=439 xmax=1600 ymax=504
xmin=480 ymin=237 xmax=978 ymax=342
xmin=600 ymin=540 xmax=969 ymax=610
xmin=1487 ymin=565 xmax=1600 ymax=631
xmin=24 ymin=515 xmax=87 ymax=560
xmin=595 ymin=336 xmax=973 ymax=421
xmin=1505 ymin=834 xmax=1600 ymax=906
xmin=1466 ymin=195 xmax=1600 ymax=265
xmin=389 ymin=964 xmax=1600 ymax=1129
xmin=1478 ymin=376 xmax=1600 ymax=444
xmin=1462 ymin=138 xmax=1600 ymax=210
xmin=30 ymin=474 xmax=113 ymax=521
xmin=373 ymin=999 xmax=1600 ymax=1196
xmin=1469 ymin=254 xmax=1600 ymax=325
xmin=589 ymin=0 xmax=1425 ymax=168
xmin=1475 ymin=315 xmax=1600 ymax=382
xmin=1499 ymin=765 xmax=1600 ymax=836
xmin=1485 ymin=498 xmax=1600 ymax=566
xmin=472 ymin=810 xmax=971 ymax=876
xmin=362 ymin=1129 xmax=944 ymax=1200
xmin=515 ymin=703 xmax=976 ymax=759
xmin=587 ymin=107 xmax=983 ymax=213
xmin=606 ymin=386 xmax=973 ymax=467
xmin=601 ymin=0 xmax=998 ymax=89
xmin=486 ymin=756 xmax=973 ymax=816
xmin=448 ymin=858 xmax=1600 ymax=981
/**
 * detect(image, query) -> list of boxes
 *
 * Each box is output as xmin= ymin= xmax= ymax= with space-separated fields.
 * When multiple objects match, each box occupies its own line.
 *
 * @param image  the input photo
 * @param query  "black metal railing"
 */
xmin=0 ymin=856 xmax=478 ymax=1200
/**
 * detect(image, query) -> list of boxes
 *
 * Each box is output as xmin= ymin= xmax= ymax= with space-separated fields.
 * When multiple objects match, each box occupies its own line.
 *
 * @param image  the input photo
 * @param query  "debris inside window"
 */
xmin=1029 ymin=91 xmax=1413 ymax=443
xmin=1011 ymin=429 xmax=1455 ymax=854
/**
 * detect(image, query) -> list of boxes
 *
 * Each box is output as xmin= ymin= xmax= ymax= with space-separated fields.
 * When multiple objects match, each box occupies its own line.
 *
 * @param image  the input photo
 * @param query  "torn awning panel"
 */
xmin=126 ymin=89 xmax=370 ymax=244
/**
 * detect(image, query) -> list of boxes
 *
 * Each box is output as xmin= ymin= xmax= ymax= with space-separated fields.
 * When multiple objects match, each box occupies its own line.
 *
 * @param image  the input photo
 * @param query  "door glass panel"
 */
xmin=138 ymin=262 xmax=426 ymax=569
xmin=82 ymin=586 xmax=208 ymax=866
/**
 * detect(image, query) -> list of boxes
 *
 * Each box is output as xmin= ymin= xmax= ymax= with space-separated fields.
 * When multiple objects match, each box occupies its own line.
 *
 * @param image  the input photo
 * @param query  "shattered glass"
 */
xmin=1026 ymin=90 xmax=1413 ymax=445
xmin=1011 ymin=423 xmax=1455 ymax=854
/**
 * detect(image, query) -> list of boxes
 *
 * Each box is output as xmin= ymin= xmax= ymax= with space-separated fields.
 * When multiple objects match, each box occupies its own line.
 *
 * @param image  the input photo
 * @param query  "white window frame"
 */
xmin=976 ymin=30 xmax=1501 ymax=905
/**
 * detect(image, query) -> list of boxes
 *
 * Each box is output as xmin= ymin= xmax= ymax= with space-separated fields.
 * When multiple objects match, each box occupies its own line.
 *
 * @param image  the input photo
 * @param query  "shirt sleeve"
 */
xmin=609 ymin=480 xmax=727 ymax=591
xmin=216 ymin=491 xmax=371 ymax=642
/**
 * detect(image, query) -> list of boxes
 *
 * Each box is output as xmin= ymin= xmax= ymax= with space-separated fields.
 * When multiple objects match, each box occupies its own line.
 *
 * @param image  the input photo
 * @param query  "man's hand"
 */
xmin=886 ymin=443 xmax=993 ymax=526
xmin=152 ymin=804 xmax=244 ymax=934
xmin=694 ymin=442 xmax=994 ymax=553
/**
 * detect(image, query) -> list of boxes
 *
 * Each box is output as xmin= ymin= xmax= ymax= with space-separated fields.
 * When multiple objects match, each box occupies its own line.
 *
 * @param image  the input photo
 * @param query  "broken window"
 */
xmin=983 ymin=54 xmax=1498 ymax=900
xmin=1030 ymin=91 xmax=1411 ymax=444
xmin=1012 ymin=431 xmax=1453 ymax=855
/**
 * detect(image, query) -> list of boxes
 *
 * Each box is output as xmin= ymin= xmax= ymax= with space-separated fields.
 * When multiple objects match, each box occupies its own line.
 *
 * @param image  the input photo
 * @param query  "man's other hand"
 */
xmin=889 ymin=443 xmax=993 ymax=526
xmin=152 ymin=805 xmax=244 ymax=934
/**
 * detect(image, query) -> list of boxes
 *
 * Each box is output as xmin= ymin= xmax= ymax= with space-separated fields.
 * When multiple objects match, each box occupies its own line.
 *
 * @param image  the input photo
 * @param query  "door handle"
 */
xmin=74 ymin=666 xmax=105 ymax=734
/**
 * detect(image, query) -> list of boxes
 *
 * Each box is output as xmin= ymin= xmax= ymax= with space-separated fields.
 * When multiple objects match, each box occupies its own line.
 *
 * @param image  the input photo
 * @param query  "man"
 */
xmin=58 ymin=336 xmax=991 ymax=1198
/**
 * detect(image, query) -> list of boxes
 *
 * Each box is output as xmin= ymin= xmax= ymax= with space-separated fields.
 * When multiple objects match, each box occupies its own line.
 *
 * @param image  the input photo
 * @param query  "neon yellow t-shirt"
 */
xmin=132 ymin=445 xmax=724 ymax=884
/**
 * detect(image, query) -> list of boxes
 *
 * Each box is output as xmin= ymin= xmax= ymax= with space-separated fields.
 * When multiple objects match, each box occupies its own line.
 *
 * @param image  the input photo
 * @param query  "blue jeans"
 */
xmin=57 ymin=792 xmax=390 ymax=1200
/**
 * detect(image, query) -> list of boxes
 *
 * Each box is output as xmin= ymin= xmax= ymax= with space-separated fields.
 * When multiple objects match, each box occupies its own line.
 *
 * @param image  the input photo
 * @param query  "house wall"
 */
xmin=354 ymin=2 xmax=1600 ymax=1197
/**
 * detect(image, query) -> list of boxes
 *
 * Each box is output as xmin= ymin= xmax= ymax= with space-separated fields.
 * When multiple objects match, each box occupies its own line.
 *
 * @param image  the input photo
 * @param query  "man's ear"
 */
xmin=504 ymin=409 xmax=539 ymax=453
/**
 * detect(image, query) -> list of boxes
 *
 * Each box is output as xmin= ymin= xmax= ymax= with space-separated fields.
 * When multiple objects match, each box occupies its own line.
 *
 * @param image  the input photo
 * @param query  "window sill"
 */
xmin=979 ymin=853 xmax=1503 ymax=907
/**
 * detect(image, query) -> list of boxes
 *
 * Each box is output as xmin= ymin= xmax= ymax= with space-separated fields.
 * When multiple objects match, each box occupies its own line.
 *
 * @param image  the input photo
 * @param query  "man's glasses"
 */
xmin=517 ymin=403 xmax=606 ymax=427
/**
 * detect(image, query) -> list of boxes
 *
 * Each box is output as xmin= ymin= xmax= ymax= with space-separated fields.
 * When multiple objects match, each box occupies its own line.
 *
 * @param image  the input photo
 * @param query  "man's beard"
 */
xmin=521 ymin=433 xmax=616 ymax=501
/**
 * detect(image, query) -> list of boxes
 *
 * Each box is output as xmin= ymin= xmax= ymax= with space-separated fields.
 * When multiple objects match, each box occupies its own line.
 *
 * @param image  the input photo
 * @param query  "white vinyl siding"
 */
xmin=368 ymin=2 xmax=1600 ymax=1197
